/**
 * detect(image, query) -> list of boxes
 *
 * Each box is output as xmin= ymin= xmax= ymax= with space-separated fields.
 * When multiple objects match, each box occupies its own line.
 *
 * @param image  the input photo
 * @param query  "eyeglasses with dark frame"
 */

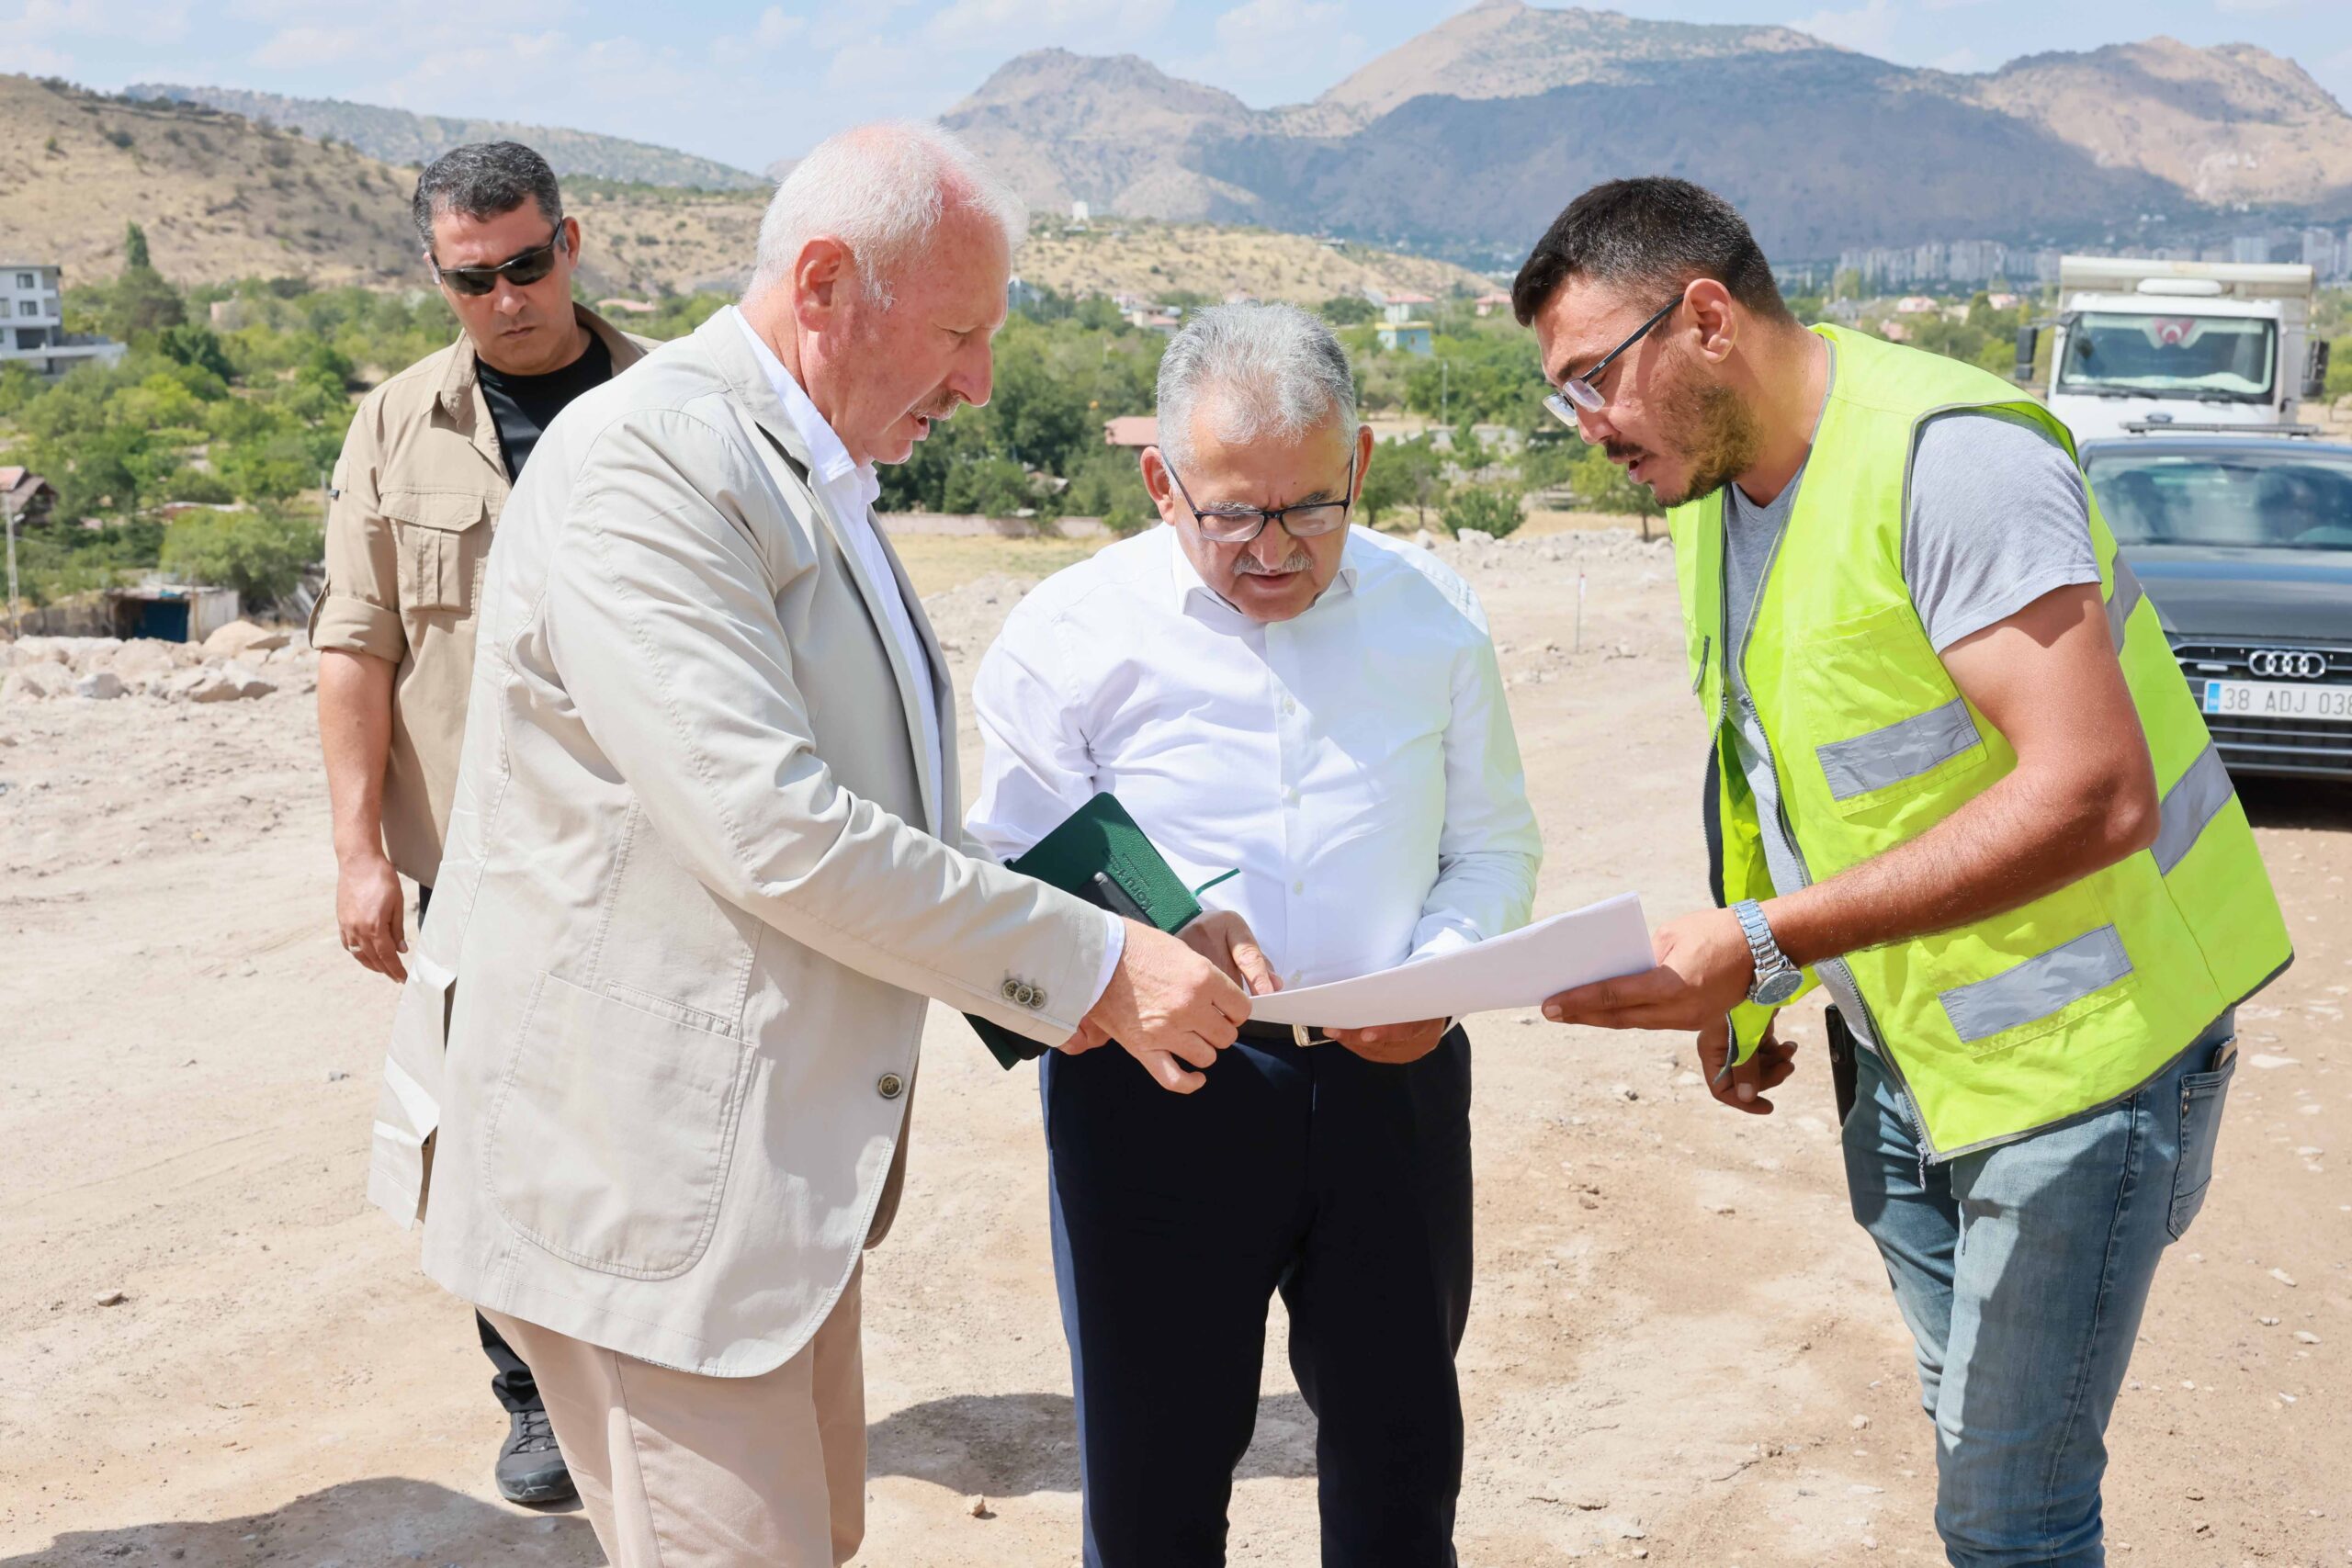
xmin=1162 ymin=453 xmax=1357 ymax=545
xmin=431 ymin=226 xmax=569 ymax=298
xmin=1543 ymin=295 xmax=1680 ymax=429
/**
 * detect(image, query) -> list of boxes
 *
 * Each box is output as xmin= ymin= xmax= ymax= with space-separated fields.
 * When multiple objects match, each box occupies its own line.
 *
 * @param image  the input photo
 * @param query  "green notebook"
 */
xmin=968 ymin=792 xmax=1202 ymax=1069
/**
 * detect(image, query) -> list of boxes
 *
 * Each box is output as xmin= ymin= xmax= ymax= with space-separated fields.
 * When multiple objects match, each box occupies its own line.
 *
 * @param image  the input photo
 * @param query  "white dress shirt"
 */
xmin=970 ymin=524 xmax=1541 ymax=993
xmin=731 ymin=308 xmax=1124 ymax=1000
xmin=731 ymin=309 xmax=943 ymax=829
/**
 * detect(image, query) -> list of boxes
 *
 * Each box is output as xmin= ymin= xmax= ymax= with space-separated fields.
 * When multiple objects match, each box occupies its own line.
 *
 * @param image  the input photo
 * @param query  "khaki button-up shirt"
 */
xmin=310 ymin=305 xmax=649 ymax=885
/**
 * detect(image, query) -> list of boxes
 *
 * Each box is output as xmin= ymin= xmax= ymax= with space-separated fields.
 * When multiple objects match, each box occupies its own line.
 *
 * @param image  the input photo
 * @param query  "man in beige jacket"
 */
xmin=372 ymin=121 xmax=1248 ymax=1564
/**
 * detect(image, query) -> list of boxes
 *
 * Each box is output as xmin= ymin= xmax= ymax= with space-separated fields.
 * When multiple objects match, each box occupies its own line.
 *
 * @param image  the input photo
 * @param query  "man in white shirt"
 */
xmin=970 ymin=303 xmax=1543 ymax=1567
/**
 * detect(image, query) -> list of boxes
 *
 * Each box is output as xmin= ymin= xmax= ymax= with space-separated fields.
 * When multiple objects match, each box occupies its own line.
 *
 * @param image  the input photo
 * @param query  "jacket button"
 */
xmin=1001 ymin=978 xmax=1022 ymax=1001
xmin=876 ymin=1073 xmax=905 ymax=1100
xmin=1028 ymin=986 xmax=1047 ymax=1010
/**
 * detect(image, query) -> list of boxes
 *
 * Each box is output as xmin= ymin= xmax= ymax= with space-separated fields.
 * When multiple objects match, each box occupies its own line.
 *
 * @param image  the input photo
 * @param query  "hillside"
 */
xmin=125 ymin=85 xmax=766 ymax=191
xmin=1972 ymin=38 xmax=2352 ymax=209
xmin=943 ymin=4 xmax=2352 ymax=261
xmin=1012 ymin=220 xmax=1489 ymax=300
xmin=0 ymin=82 xmax=1482 ymax=308
xmin=0 ymin=75 xmax=421 ymax=288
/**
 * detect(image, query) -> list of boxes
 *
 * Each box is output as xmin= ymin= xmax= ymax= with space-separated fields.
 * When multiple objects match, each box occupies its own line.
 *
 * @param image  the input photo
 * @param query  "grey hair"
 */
xmin=412 ymin=141 xmax=563 ymax=254
xmin=1156 ymin=303 xmax=1359 ymax=470
xmin=745 ymin=120 xmax=1026 ymax=310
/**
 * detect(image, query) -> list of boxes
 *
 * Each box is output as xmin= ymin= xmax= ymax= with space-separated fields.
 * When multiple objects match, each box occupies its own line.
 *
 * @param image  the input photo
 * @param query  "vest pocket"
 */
xmin=481 ymin=970 xmax=755 ymax=1280
xmin=2168 ymin=1044 xmax=2236 ymax=1241
xmin=383 ymin=490 xmax=489 ymax=613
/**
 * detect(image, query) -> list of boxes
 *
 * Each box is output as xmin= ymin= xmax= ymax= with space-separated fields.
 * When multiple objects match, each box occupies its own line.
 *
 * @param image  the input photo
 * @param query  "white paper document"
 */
xmin=1246 ymin=893 xmax=1653 ymax=1030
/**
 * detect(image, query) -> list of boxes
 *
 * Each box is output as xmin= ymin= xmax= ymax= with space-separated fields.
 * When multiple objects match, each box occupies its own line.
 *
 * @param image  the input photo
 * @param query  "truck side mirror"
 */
xmin=2305 ymin=339 xmax=2332 ymax=402
xmin=2014 ymin=325 xmax=2039 ymax=385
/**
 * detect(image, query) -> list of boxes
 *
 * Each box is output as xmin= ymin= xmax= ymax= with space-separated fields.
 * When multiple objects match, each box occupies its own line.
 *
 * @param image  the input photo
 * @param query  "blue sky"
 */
xmin=6 ymin=0 xmax=2348 ymax=173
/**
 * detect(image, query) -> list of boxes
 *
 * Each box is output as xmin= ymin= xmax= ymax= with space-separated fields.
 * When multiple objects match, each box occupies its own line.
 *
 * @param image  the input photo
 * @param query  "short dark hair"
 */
xmin=1511 ymin=177 xmax=1791 ymax=329
xmin=412 ymin=141 xmax=563 ymax=254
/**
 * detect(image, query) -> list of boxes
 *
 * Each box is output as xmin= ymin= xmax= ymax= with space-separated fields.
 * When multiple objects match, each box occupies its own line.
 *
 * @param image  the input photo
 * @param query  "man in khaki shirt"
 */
xmin=311 ymin=141 xmax=646 ymax=1507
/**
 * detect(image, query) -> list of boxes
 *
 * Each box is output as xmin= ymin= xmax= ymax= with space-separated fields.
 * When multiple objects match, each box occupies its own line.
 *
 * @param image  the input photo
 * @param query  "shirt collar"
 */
xmin=1163 ymin=521 xmax=1364 ymax=621
xmin=729 ymin=308 xmax=880 ymax=514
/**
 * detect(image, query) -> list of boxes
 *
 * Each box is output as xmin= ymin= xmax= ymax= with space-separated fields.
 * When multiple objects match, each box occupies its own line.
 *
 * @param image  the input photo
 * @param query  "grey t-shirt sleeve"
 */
xmin=1904 ymin=411 xmax=2103 ymax=653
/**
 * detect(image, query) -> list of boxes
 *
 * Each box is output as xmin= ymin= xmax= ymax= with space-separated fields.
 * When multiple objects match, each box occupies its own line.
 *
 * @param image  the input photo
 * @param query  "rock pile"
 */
xmin=0 ymin=622 xmax=315 ymax=705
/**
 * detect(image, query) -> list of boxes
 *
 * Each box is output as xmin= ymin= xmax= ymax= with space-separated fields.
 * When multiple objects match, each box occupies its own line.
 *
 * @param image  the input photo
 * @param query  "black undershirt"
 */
xmin=476 ymin=332 xmax=614 ymax=481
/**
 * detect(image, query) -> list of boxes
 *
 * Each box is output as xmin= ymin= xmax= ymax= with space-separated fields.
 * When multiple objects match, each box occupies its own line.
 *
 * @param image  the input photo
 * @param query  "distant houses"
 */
xmin=1 ymin=264 xmax=127 ymax=378
xmin=1102 ymin=415 xmax=1159 ymax=450
xmin=1374 ymin=290 xmax=1436 ymax=355
xmin=2 ymin=468 xmax=59 ymax=528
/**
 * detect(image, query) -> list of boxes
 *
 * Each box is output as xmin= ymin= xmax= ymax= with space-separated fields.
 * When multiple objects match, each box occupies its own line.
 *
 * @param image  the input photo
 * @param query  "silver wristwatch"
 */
xmin=1733 ymin=899 xmax=1804 ymax=1006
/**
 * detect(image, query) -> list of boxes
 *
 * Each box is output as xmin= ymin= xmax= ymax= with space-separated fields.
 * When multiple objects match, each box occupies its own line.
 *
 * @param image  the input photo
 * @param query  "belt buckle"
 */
xmin=1293 ymin=1023 xmax=1316 ymax=1048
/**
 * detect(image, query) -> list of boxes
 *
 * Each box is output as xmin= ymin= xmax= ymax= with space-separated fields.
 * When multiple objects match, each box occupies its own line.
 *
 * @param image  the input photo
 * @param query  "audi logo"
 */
xmin=2248 ymin=649 xmax=2329 ymax=680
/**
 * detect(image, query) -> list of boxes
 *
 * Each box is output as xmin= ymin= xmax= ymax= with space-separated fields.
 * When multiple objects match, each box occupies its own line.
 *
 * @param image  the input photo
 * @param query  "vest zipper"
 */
xmin=1719 ymin=508 xmax=1939 ymax=1164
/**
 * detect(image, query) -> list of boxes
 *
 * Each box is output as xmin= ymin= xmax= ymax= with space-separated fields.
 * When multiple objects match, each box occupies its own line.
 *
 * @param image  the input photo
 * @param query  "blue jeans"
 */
xmin=1843 ymin=1012 xmax=2238 ymax=1568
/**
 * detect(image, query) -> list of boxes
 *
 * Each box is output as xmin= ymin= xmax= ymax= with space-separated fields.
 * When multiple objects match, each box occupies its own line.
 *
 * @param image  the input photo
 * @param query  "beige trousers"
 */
xmin=482 ymin=1266 xmax=866 ymax=1567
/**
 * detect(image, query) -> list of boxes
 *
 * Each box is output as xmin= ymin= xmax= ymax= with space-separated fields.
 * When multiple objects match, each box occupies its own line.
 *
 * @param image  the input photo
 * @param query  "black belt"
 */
xmin=1236 ymin=1021 xmax=1331 ymax=1047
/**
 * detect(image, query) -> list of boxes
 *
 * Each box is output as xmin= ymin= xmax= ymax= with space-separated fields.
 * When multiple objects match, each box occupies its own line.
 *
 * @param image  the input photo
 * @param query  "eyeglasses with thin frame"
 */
xmin=1162 ymin=453 xmax=1357 ymax=545
xmin=1543 ymin=296 xmax=1679 ymax=429
xmin=431 ymin=227 xmax=568 ymax=298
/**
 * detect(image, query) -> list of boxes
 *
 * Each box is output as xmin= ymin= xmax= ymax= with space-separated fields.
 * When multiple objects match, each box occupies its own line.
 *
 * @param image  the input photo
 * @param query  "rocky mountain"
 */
xmin=1318 ymin=0 xmax=1819 ymax=121
xmin=124 ymin=84 xmax=766 ymax=190
xmin=941 ymin=2 xmax=2352 ymax=263
xmin=1973 ymin=38 xmax=2352 ymax=208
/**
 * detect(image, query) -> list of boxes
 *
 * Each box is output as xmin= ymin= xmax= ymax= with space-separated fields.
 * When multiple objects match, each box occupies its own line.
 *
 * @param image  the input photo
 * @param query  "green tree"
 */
xmin=1359 ymin=435 xmax=1447 ymax=529
xmin=1442 ymin=484 xmax=1524 ymax=539
xmin=125 ymin=221 xmax=153 ymax=269
xmin=159 ymin=509 xmax=322 ymax=601
xmin=942 ymin=455 xmax=1034 ymax=517
xmin=158 ymin=323 xmax=236 ymax=382
xmin=1321 ymin=295 xmax=1374 ymax=326
xmin=1569 ymin=446 xmax=1663 ymax=532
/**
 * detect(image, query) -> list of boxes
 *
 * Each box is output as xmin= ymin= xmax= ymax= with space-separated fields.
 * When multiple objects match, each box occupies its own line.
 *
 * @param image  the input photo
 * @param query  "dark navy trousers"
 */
xmin=1042 ymin=1027 xmax=1475 ymax=1568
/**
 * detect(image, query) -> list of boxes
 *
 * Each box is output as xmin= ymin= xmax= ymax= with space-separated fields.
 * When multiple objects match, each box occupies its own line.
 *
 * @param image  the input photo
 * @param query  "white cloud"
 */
xmin=1787 ymin=0 xmax=1896 ymax=56
xmin=6 ymin=0 xmax=189 ymax=42
xmin=1171 ymin=0 xmax=1365 ymax=102
xmin=753 ymin=6 xmax=806 ymax=48
xmin=924 ymin=0 xmax=1172 ymax=53
xmin=251 ymin=23 xmax=370 ymax=67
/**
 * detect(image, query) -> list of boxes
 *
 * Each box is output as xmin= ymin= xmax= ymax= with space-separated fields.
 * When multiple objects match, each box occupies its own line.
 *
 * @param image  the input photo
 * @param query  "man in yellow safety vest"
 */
xmin=1519 ymin=177 xmax=2289 ymax=1567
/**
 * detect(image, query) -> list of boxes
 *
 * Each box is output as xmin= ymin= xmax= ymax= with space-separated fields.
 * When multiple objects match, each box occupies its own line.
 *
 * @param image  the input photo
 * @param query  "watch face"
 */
xmin=1754 ymin=969 xmax=1804 ymax=1007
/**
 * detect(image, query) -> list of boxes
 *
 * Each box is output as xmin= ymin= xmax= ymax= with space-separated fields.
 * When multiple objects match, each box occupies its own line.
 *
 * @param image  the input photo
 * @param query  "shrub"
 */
xmin=1442 ymin=484 xmax=1524 ymax=539
xmin=160 ymin=509 xmax=321 ymax=602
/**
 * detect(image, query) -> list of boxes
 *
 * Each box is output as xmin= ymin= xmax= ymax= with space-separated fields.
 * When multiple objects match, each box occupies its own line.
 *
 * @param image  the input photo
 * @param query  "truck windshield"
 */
xmin=2086 ymin=447 xmax=2352 ymax=551
xmin=2057 ymin=313 xmax=2277 ymax=401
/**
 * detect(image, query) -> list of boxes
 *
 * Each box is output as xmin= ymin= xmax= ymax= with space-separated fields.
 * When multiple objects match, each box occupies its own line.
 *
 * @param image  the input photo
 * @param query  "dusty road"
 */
xmin=4 ymin=526 xmax=2346 ymax=1566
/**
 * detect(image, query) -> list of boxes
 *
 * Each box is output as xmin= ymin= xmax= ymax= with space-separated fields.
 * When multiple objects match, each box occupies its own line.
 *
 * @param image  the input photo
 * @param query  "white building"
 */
xmin=1 ymin=264 xmax=127 ymax=378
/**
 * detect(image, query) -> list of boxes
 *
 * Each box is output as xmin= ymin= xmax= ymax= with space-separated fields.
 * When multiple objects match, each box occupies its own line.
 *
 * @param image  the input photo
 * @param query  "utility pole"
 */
xmin=5 ymin=495 xmax=19 ymax=641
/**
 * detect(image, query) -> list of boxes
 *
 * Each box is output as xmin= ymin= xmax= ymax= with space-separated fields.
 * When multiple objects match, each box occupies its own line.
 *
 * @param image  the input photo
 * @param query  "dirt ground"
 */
xmin=3 ymin=525 xmax=2346 ymax=1567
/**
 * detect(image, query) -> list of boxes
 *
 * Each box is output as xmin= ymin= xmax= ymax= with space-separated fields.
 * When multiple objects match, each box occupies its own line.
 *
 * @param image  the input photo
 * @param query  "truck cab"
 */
xmin=2018 ymin=258 xmax=2328 ymax=444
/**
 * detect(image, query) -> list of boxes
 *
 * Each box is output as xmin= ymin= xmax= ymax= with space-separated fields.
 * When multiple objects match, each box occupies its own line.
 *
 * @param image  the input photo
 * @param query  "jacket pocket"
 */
xmin=2168 ymin=1043 xmax=2237 ymax=1241
xmin=383 ymin=489 xmax=489 ymax=613
xmin=481 ymin=970 xmax=755 ymax=1280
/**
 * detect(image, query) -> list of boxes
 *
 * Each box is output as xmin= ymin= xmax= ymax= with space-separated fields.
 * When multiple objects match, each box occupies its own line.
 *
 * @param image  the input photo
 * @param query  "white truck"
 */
xmin=2016 ymin=257 xmax=2329 ymax=443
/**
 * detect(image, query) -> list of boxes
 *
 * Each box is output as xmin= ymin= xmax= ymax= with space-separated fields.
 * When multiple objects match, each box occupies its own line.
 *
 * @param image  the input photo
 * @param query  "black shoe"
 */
xmin=496 ymin=1407 xmax=576 ymax=1505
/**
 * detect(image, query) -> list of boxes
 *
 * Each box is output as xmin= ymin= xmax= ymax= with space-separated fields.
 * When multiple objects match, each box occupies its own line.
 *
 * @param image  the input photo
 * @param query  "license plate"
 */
xmin=2203 ymin=679 xmax=2352 ymax=722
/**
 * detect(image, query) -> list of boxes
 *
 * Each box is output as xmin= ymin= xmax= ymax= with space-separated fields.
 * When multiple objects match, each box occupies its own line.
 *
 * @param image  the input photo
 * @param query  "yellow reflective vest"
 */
xmin=1670 ymin=324 xmax=2291 ymax=1160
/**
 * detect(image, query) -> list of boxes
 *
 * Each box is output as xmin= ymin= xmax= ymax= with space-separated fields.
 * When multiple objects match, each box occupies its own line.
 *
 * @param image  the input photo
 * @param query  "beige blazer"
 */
xmin=368 ymin=309 xmax=1111 ymax=1377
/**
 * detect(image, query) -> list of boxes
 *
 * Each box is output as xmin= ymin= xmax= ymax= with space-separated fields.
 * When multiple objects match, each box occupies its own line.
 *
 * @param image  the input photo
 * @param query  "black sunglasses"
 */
xmin=432 ymin=228 xmax=567 ymax=297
